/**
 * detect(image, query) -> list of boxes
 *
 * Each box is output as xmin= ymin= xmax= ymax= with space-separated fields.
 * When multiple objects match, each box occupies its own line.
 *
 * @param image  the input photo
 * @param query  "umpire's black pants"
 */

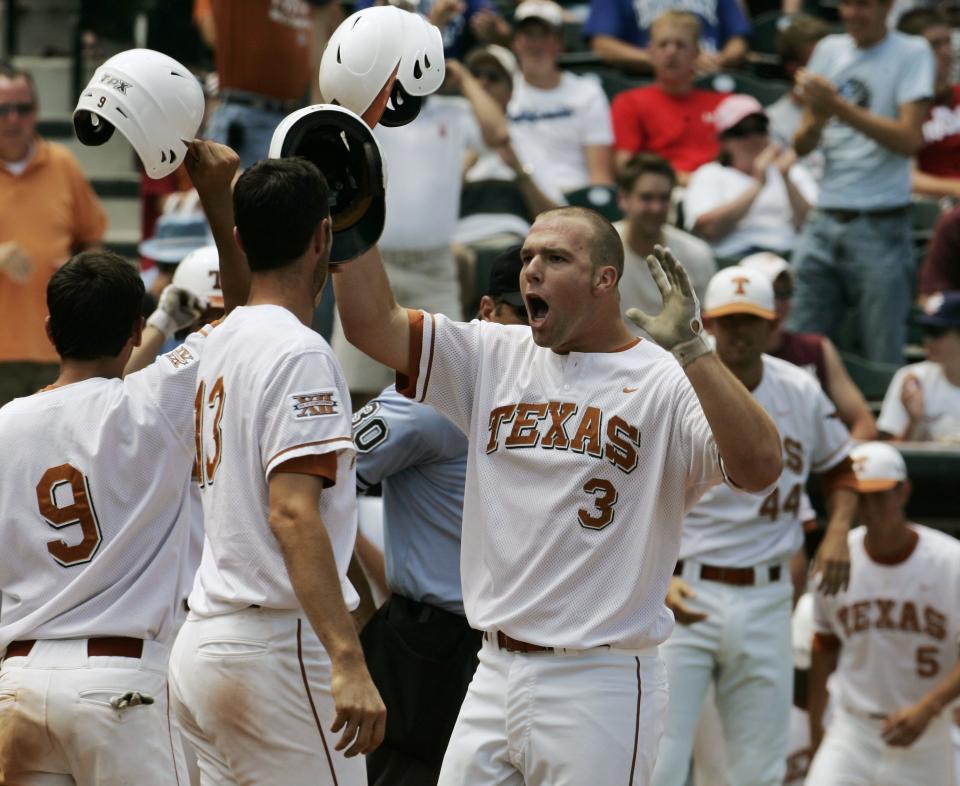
xmin=360 ymin=593 xmax=482 ymax=786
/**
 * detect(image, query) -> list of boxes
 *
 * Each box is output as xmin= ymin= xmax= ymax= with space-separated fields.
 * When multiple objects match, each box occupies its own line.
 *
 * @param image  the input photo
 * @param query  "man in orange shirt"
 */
xmin=0 ymin=61 xmax=107 ymax=406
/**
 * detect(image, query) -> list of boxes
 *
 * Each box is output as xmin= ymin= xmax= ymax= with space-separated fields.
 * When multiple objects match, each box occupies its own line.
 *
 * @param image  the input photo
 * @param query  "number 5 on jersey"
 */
xmin=195 ymin=377 xmax=226 ymax=487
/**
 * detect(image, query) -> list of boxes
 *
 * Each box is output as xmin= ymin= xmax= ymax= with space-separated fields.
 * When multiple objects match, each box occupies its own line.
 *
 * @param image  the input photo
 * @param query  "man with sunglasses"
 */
xmin=0 ymin=61 xmax=107 ymax=406
xmin=877 ymin=292 xmax=960 ymax=442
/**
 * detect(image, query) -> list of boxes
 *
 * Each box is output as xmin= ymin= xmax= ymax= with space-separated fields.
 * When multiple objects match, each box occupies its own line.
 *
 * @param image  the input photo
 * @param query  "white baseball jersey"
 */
xmin=680 ymin=354 xmax=850 ymax=566
xmin=187 ymin=305 xmax=359 ymax=616
xmin=401 ymin=311 xmax=730 ymax=650
xmin=813 ymin=525 xmax=960 ymax=718
xmin=0 ymin=331 xmax=206 ymax=651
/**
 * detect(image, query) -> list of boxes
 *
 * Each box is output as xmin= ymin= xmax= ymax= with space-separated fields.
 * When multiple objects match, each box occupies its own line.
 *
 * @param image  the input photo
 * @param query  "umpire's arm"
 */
xmin=331 ymin=246 xmax=413 ymax=374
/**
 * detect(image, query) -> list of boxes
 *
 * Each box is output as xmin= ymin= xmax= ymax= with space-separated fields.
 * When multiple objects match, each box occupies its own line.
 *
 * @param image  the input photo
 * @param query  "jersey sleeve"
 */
xmin=809 ymin=385 xmax=853 ymax=474
xmin=681 ymin=165 xmax=726 ymax=228
xmin=259 ymin=350 xmax=354 ymax=481
xmin=896 ymin=40 xmax=935 ymax=106
xmin=876 ymin=366 xmax=909 ymax=438
xmin=353 ymin=389 xmax=464 ymax=491
xmin=124 ymin=326 xmax=208 ymax=454
xmin=396 ymin=310 xmax=483 ymax=434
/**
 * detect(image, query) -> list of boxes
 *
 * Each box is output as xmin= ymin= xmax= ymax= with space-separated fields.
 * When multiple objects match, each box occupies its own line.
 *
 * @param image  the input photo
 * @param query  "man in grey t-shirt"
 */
xmin=789 ymin=0 xmax=934 ymax=364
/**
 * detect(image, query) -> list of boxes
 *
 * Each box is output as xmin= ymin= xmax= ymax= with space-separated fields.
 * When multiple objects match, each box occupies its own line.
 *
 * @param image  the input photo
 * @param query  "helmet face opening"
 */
xmin=73 ymin=110 xmax=116 ymax=147
xmin=274 ymin=107 xmax=386 ymax=263
xmin=378 ymin=82 xmax=423 ymax=128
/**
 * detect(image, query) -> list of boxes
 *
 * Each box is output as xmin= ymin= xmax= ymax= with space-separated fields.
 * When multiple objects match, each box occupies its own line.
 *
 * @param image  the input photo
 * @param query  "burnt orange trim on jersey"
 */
xmin=274 ymin=452 xmax=338 ymax=488
xmin=420 ymin=312 xmax=437 ymax=403
xmin=612 ymin=337 xmax=642 ymax=353
xmin=266 ymin=437 xmax=352 ymax=473
xmin=627 ymin=657 xmax=641 ymax=785
xmin=812 ymin=632 xmax=841 ymax=652
xmin=36 ymin=383 xmax=58 ymax=394
xmin=297 ymin=619 xmax=340 ymax=786
xmin=197 ymin=318 xmax=223 ymax=338
xmin=396 ymin=309 xmax=425 ymax=399
xmin=820 ymin=457 xmax=859 ymax=496
xmin=165 ymin=683 xmax=183 ymax=786
xmin=864 ymin=528 xmax=919 ymax=566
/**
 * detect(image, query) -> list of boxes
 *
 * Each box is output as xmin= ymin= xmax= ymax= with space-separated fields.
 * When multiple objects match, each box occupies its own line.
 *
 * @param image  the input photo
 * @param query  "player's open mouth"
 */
xmin=526 ymin=294 xmax=549 ymax=325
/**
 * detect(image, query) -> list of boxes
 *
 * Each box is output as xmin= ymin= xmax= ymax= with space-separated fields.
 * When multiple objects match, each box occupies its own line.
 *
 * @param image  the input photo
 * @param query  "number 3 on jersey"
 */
xmin=195 ymin=377 xmax=226 ymax=487
xmin=35 ymin=464 xmax=103 ymax=567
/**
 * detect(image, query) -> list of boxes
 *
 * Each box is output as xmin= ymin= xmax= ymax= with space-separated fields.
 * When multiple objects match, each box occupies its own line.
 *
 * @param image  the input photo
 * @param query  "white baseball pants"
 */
xmin=437 ymin=636 xmax=669 ymax=786
xmin=168 ymin=607 xmax=366 ymax=786
xmin=806 ymin=706 xmax=955 ymax=786
xmin=652 ymin=564 xmax=793 ymax=786
xmin=0 ymin=638 xmax=188 ymax=786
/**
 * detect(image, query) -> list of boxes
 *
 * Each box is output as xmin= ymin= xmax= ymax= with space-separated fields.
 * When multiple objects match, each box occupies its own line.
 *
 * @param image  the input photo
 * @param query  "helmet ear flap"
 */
xmin=73 ymin=110 xmax=116 ymax=147
xmin=378 ymin=81 xmax=423 ymax=128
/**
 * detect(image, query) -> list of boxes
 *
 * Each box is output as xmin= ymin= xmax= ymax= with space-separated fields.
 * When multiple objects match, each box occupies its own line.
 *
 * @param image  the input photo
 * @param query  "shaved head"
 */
xmin=537 ymin=206 xmax=624 ymax=283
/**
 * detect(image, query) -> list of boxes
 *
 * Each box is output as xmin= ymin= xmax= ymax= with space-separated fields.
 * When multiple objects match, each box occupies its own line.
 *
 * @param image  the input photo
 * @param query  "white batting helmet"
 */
xmin=172 ymin=245 xmax=223 ymax=310
xmin=74 ymin=49 xmax=204 ymax=179
xmin=318 ymin=7 xmax=445 ymax=128
xmin=269 ymin=105 xmax=387 ymax=263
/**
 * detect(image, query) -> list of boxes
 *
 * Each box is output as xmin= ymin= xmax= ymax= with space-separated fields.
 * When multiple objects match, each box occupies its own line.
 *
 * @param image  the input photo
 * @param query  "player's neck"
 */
xmin=727 ymin=357 xmax=764 ymax=391
xmin=863 ymin=521 xmax=917 ymax=564
xmin=54 ymin=357 xmax=126 ymax=386
xmin=246 ymin=275 xmax=316 ymax=328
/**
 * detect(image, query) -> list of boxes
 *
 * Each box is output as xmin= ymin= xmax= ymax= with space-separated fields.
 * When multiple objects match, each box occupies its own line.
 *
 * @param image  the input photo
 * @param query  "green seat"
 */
xmin=748 ymin=11 xmax=786 ymax=54
xmin=559 ymin=57 xmax=651 ymax=101
xmin=839 ymin=351 xmax=899 ymax=403
xmin=912 ymin=198 xmax=942 ymax=241
xmin=694 ymin=70 xmax=791 ymax=106
xmin=563 ymin=185 xmax=623 ymax=222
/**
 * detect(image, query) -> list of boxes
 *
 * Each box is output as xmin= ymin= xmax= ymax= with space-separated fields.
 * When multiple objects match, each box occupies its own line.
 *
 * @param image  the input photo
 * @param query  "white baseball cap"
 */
xmin=850 ymin=442 xmax=908 ymax=493
xmin=172 ymin=245 xmax=223 ymax=310
xmin=702 ymin=266 xmax=777 ymax=320
xmin=739 ymin=252 xmax=793 ymax=286
xmin=515 ymin=0 xmax=564 ymax=28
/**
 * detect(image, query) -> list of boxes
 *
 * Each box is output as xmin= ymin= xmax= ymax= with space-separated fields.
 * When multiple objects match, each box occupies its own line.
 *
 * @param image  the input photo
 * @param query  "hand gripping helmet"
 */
xmin=74 ymin=49 xmax=204 ymax=179
xmin=318 ymin=7 xmax=445 ymax=128
xmin=269 ymin=105 xmax=387 ymax=263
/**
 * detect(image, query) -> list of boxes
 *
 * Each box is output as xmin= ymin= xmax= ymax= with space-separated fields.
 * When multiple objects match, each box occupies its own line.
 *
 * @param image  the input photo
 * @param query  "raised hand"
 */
xmin=626 ymin=246 xmax=712 ymax=367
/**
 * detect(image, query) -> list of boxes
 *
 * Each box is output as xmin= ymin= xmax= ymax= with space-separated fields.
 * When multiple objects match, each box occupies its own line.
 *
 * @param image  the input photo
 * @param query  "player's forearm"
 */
xmin=808 ymin=645 xmax=839 ymax=750
xmin=920 ymin=661 xmax=960 ymax=717
xmin=783 ymin=174 xmax=811 ymax=229
xmin=123 ymin=326 xmax=166 ymax=376
xmin=330 ymin=246 xmax=412 ymax=373
xmin=585 ymin=145 xmax=614 ymax=186
xmin=591 ymin=36 xmax=652 ymax=72
xmin=197 ymin=183 xmax=249 ymax=314
xmin=717 ymin=36 xmax=748 ymax=69
xmin=271 ymin=506 xmax=368 ymax=665
xmin=831 ymin=100 xmax=925 ymax=157
xmin=684 ymin=352 xmax=783 ymax=491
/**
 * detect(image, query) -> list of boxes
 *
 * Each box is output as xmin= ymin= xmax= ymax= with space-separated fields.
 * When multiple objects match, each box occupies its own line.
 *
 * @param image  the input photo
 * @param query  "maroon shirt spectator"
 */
xmin=918 ymin=204 xmax=960 ymax=301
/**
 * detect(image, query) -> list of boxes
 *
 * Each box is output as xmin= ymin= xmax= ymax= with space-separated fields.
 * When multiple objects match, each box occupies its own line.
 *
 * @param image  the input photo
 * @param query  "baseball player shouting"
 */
xmin=332 ymin=206 xmax=782 ymax=785
xmin=807 ymin=441 xmax=960 ymax=786
xmin=652 ymin=266 xmax=857 ymax=786
xmin=168 ymin=157 xmax=385 ymax=786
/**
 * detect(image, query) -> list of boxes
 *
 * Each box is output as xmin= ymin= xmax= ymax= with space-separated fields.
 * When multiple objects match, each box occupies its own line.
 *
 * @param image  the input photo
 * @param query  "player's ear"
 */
xmin=478 ymin=295 xmax=496 ymax=322
xmin=316 ymin=216 xmax=333 ymax=260
xmin=232 ymin=226 xmax=246 ymax=256
xmin=898 ymin=479 xmax=912 ymax=506
xmin=593 ymin=264 xmax=618 ymax=293
xmin=44 ymin=315 xmax=55 ymax=347
xmin=131 ymin=316 xmax=145 ymax=348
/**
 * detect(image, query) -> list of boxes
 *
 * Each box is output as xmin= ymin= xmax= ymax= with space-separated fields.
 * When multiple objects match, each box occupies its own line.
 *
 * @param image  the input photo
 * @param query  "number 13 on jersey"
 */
xmin=195 ymin=377 xmax=226 ymax=487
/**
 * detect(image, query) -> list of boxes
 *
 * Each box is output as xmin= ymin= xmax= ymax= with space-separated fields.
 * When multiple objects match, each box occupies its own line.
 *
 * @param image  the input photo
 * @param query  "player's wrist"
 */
xmin=671 ymin=333 xmax=713 ymax=368
xmin=146 ymin=308 xmax=179 ymax=340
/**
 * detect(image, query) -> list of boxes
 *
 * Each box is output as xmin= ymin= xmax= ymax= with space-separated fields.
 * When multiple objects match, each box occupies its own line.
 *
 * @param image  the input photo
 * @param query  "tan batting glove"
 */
xmin=626 ymin=245 xmax=712 ymax=368
xmin=0 ymin=242 xmax=32 ymax=284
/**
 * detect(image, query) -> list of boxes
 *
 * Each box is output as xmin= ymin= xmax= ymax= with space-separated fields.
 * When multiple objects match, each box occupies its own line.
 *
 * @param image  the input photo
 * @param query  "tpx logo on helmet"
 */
xmin=99 ymin=74 xmax=132 ymax=94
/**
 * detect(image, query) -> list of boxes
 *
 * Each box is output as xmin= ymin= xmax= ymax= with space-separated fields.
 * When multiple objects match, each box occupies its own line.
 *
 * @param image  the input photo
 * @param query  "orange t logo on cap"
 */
xmin=732 ymin=276 xmax=750 ymax=295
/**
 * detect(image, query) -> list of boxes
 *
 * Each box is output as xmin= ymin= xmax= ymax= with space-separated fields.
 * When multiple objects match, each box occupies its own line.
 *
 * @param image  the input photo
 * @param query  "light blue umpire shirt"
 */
xmin=353 ymin=385 xmax=468 ymax=616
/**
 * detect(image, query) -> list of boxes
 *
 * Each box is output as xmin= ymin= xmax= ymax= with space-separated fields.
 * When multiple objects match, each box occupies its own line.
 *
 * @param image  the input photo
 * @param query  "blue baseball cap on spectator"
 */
xmin=915 ymin=291 xmax=960 ymax=329
xmin=139 ymin=213 xmax=213 ymax=265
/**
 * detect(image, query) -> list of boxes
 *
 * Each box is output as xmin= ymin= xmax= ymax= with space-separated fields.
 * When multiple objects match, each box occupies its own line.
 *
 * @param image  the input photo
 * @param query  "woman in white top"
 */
xmin=683 ymin=94 xmax=818 ymax=260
